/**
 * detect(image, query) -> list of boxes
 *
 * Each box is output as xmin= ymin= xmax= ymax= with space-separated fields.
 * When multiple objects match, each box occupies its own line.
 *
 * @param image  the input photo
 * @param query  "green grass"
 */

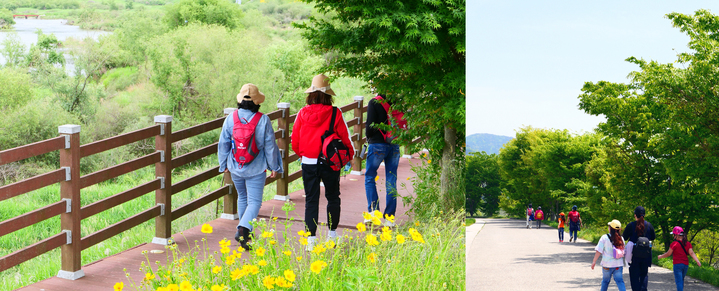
xmin=465 ymin=218 xmax=475 ymax=226
xmin=122 ymin=210 xmax=465 ymax=290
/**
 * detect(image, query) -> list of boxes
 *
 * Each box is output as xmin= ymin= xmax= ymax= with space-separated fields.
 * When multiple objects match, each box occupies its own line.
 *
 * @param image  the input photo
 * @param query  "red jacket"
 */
xmin=291 ymin=104 xmax=355 ymax=160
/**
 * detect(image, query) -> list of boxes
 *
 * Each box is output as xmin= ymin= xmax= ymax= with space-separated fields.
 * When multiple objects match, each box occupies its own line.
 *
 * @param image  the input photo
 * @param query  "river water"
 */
xmin=0 ymin=18 xmax=110 ymax=69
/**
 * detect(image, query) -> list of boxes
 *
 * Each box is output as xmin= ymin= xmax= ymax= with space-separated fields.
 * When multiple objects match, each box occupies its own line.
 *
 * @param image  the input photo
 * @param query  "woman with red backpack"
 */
xmin=657 ymin=226 xmax=701 ymax=291
xmin=591 ymin=219 xmax=627 ymax=291
xmin=364 ymin=93 xmax=406 ymax=227
xmin=291 ymin=74 xmax=354 ymax=251
xmin=218 ymin=84 xmax=283 ymax=251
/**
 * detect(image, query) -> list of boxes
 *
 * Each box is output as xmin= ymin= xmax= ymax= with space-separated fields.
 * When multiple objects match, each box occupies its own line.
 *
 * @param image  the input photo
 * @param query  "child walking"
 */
xmin=657 ymin=226 xmax=701 ymax=291
xmin=558 ymin=212 xmax=566 ymax=242
xmin=591 ymin=219 xmax=627 ymax=291
xmin=526 ymin=203 xmax=534 ymax=229
xmin=534 ymin=206 xmax=544 ymax=229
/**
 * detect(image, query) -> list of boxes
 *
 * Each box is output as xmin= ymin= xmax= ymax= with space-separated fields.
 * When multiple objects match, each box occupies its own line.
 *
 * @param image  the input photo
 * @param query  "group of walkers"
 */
xmin=217 ymin=74 xmax=407 ymax=252
xmin=589 ymin=206 xmax=701 ymax=291
xmin=526 ymin=203 xmax=702 ymax=291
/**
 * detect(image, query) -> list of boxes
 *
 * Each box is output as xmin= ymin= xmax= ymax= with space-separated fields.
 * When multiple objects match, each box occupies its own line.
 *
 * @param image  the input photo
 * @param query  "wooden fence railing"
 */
xmin=0 ymin=96 xmax=395 ymax=280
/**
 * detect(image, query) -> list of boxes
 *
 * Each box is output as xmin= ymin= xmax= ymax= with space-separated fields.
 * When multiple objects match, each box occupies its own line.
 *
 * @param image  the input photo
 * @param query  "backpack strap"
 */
xmin=327 ymin=107 xmax=337 ymax=135
xmin=678 ymin=241 xmax=689 ymax=257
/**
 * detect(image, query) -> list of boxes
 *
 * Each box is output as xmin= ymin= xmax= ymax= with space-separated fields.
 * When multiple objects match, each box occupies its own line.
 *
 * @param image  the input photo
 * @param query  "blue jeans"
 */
xmin=601 ymin=266 xmax=626 ymax=291
xmin=558 ymin=227 xmax=564 ymax=241
xmin=570 ymin=229 xmax=578 ymax=240
xmin=364 ymin=143 xmax=400 ymax=217
xmin=673 ymin=263 xmax=688 ymax=291
xmin=232 ymin=171 xmax=267 ymax=231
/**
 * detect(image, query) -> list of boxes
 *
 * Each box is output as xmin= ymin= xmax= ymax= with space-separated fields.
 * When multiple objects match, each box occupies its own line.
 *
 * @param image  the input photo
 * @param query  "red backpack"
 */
xmin=319 ymin=107 xmax=351 ymax=171
xmin=568 ymin=211 xmax=580 ymax=223
xmin=373 ymin=96 xmax=407 ymax=143
xmin=526 ymin=208 xmax=534 ymax=216
xmin=231 ymin=111 xmax=263 ymax=168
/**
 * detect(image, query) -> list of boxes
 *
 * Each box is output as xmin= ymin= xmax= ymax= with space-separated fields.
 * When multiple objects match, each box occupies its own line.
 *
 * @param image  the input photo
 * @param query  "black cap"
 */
xmin=572 ymin=205 xmax=577 ymax=210
xmin=538 ymin=206 xmax=542 ymax=210
xmin=634 ymin=206 xmax=645 ymax=217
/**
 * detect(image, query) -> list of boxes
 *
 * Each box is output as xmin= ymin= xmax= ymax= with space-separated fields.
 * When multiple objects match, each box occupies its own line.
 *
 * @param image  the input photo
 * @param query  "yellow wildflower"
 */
xmin=282 ymin=250 xmax=292 ymax=256
xmin=255 ymin=247 xmax=266 ymax=257
xmin=296 ymin=256 xmax=302 ymax=262
xmin=219 ymin=239 xmax=231 ymax=248
xmin=374 ymin=176 xmax=379 ymax=182
xmin=225 ymin=255 xmax=236 ymax=265
xmin=262 ymin=231 xmax=273 ymax=238
xmin=210 ymin=285 xmax=225 ymax=291
xmin=179 ymin=281 xmax=193 ymax=291
xmin=299 ymin=237 xmax=308 ymax=245
xmin=230 ymin=268 xmax=246 ymax=280
xmin=373 ymin=210 xmax=382 ymax=219
xmin=368 ymin=252 xmax=377 ymax=263
xmin=220 ymin=247 xmax=230 ymax=254
xmin=144 ymin=272 xmax=155 ymax=281
xmin=381 ymin=226 xmax=392 ymax=233
xmin=113 ymin=282 xmax=124 ymax=291
xmin=409 ymin=228 xmax=425 ymax=243
xmin=259 ymin=260 xmax=268 ymax=266
xmin=284 ymin=270 xmax=296 ymax=282
xmin=212 ymin=266 xmax=222 ymax=274
xmin=365 ymin=234 xmax=380 ymax=246
xmin=371 ymin=217 xmax=382 ymax=226
xmin=275 ymin=276 xmax=292 ymax=288
xmin=270 ymin=240 xmax=277 ymax=245
xmin=156 ymin=287 xmax=168 ymax=291
xmin=311 ymin=244 xmax=326 ymax=254
xmin=262 ymin=276 xmax=275 ymax=289
xmin=297 ymin=230 xmax=310 ymax=237
xmin=396 ymin=234 xmax=406 ymax=244
xmin=201 ymin=224 xmax=213 ymax=234
xmin=362 ymin=212 xmax=372 ymax=220
xmin=356 ymin=222 xmax=366 ymax=232
xmin=272 ymin=217 xmax=278 ymax=221
xmin=380 ymin=231 xmax=392 ymax=241
xmin=310 ymin=260 xmax=328 ymax=274
xmin=384 ymin=214 xmax=395 ymax=223
xmin=245 ymin=264 xmax=260 ymax=275
xmin=167 ymin=284 xmax=179 ymax=291
xmin=325 ymin=240 xmax=336 ymax=249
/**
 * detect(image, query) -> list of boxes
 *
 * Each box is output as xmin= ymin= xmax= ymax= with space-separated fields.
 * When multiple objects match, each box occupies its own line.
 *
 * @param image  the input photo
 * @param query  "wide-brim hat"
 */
xmin=238 ymin=83 xmax=265 ymax=105
xmin=304 ymin=74 xmax=336 ymax=96
xmin=608 ymin=219 xmax=621 ymax=230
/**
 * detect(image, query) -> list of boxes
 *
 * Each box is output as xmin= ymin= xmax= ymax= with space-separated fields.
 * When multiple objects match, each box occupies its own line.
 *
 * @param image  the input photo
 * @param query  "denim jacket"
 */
xmin=218 ymin=109 xmax=283 ymax=177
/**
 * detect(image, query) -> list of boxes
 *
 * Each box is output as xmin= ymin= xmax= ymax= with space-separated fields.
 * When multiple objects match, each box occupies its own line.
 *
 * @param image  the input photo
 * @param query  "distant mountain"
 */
xmin=466 ymin=133 xmax=514 ymax=155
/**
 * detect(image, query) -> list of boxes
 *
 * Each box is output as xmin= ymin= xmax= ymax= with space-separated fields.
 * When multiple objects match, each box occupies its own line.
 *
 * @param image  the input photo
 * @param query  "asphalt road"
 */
xmin=466 ymin=218 xmax=718 ymax=291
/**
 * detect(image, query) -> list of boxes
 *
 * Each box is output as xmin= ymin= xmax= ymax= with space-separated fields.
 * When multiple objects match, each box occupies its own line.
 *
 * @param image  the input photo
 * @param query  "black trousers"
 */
xmin=301 ymin=163 xmax=341 ymax=236
xmin=628 ymin=260 xmax=650 ymax=291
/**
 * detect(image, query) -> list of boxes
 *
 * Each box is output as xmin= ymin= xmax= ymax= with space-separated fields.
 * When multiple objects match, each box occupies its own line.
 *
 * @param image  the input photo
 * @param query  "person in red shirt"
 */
xmin=567 ymin=205 xmax=583 ymax=242
xmin=291 ymin=74 xmax=354 ymax=251
xmin=558 ymin=212 xmax=566 ymax=242
xmin=657 ymin=226 xmax=701 ymax=291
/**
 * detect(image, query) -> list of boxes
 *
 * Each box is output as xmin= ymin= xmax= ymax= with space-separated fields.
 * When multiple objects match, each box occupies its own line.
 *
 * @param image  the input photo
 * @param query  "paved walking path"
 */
xmin=466 ymin=218 xmax=718 ymax=291
xmin=18 ymin=157 xmax=422 ymax=290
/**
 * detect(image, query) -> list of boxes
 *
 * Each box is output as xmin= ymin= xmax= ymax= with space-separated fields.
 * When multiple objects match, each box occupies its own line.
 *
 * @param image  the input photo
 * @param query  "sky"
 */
xmin=467 ymin=1 xmax=719 ymax=137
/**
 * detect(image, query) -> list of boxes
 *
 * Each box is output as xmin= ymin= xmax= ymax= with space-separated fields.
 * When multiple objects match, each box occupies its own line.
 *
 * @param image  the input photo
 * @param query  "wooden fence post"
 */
xmin=57 ymin=125 xmax=83 ymax=280
xmin=275 ymin=102 xmax=291 ymax=201
xmin=153 ymin=115 xmax=173 ymax=245
xmin=351 ymin=96 xmax=364 ymax=175
xmin=221 ymin=108 xmax=238 ymax=220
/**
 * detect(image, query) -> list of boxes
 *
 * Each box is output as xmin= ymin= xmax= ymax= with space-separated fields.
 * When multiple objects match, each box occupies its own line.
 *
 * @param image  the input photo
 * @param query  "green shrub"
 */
xmin=100 ymin=66 xmax=139 ymax=91
xmin=0 ymin=68 xmax=32 ymax=111
xmin=0 ymin=8 xmax=15 ymax=28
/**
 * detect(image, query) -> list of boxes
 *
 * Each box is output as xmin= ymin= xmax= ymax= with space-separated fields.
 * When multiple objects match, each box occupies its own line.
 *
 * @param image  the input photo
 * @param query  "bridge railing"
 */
xmin=0 ymin=96 xmax=388 ymax=280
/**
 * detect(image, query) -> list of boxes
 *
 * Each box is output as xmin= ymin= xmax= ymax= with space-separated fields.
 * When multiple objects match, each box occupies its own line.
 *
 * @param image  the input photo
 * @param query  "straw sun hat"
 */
xmin=304 ymin=74 xmax=336 ymax=96
xmin=237 ymin=83 xmax=265 ymax=105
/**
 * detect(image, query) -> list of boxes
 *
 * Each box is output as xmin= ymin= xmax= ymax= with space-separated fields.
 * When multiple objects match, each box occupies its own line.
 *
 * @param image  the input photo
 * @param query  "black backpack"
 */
xmin=318 ymin=107 xmax=351 ymax=171
xmin=633 ymin=222 xmax=652 ymax=259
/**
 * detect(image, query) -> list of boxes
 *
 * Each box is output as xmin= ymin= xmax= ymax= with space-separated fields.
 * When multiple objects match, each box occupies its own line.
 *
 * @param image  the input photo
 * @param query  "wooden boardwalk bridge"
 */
xmin=0 ymin=97 xmax=423 ymax=290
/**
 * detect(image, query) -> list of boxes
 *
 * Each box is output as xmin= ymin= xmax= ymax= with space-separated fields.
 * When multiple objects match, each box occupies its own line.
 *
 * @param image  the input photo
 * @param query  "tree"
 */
xmin=0 ymin=8 xmax=15 ymax=29
xmin=164 ymin=0 xmax=244 ymax=30
xmin=466 ymin=152 xmax=501 ymax=217
xmin=1 ymin=32 xmax=25 ymax=67
xmin=577 ymin=10 xmax=719 ymax=249
xmin=497 ymin=127 xmax=599 ymax=221
xmin=294 ymin=0 xmax=466 ymax=211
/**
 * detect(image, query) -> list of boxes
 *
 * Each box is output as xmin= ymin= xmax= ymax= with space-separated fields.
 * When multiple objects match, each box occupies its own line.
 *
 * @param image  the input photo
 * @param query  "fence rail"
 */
xmin=0 ymin=96 xmax=422 ymax=280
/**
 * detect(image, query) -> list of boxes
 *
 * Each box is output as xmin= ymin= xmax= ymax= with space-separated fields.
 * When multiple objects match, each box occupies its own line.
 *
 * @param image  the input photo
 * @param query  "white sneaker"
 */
xmin=363 ymin=218 xmax=372 ymax=224
xmin=327 ymin=230 xmax=341 ymax=244
xmin=306 ymin=236 xmax=317 ymax=251
xmin=382 ymin=219 xmax=396 ymax=227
